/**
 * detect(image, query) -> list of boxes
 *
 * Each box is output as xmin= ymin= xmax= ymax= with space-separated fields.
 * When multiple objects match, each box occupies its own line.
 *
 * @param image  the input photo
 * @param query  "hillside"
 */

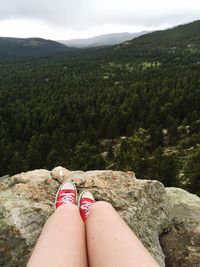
xmin=59 ymin=31 xmax=148 ymax=48
xmin=0 ymin=37 xmax=68 ymax=62
xmin=0 ymin=20 xmax=199 ymax=196
xmin=109 ymin=20 xmax=200 ymax=60
xmin=129 ymin=20 xmax=200 ymax=47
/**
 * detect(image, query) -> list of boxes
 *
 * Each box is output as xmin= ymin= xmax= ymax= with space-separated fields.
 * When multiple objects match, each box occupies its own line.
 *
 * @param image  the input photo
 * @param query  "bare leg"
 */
xmin=86 ymin=201 xmax=160 ymax=267
xmin=27 ymin=204 xmax=88 ymax=267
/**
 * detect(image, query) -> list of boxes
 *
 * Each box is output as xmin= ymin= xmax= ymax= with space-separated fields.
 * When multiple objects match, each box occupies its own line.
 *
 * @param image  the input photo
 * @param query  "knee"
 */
xmin=92 ymin=201 xmax=114 ymax=212
xmin=87 ymin=201 xmax=116 ymax=222
xmin=50 ymin=204 xmax=79 ymax=221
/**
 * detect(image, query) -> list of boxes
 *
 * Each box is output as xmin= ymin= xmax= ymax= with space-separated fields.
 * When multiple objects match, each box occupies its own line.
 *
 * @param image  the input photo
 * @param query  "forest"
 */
xmin=0 ymin=20 xmax=200 ymax=195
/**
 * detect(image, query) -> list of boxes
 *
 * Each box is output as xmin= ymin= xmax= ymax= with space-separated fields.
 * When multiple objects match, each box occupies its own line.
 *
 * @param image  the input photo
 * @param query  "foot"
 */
xmin=78 ymin=191 xmax=95 ymax=222
xmin=55 ymin=181 xmax=77 ymax=209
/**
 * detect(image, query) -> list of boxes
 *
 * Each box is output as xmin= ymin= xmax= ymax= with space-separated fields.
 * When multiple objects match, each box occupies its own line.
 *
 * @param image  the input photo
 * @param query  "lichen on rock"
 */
xmin=160 ymin=188 xmax=200 ymax=267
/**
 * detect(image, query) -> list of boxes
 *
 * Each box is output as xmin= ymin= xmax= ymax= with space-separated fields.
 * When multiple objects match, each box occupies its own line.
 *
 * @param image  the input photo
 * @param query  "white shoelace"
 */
xmin=81 ymin=202 xmax=93 ymax=217
xmin=61 ymin=192 xmax=75 ymax=204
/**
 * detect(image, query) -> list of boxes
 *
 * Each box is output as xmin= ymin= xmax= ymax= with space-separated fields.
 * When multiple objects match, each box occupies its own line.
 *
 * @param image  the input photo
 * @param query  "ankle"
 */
xmin=78 ymin=191 xmax=95 ymax=222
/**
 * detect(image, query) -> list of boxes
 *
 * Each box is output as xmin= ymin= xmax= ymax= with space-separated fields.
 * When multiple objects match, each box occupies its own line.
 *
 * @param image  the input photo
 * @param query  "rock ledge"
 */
xmin=0 ymin=167 xmax=200 ymax=267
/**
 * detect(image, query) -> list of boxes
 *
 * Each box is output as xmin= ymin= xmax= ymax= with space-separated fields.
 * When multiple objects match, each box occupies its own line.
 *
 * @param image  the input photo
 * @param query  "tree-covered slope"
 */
xmin=127 ymin=20 xmax=200 ymax=47
xmin=105 ymin=20 xmax=200 ymax=61
xmin=0 ymin=37 xmax=68 ymax=62
xmin=0 ymin=20 xmax=200 ymax=195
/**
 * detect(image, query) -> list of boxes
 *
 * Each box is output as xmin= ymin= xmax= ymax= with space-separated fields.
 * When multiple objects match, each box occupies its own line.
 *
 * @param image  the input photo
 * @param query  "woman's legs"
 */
xmin=27 ymin=183 xmax=160 ymax=267
xmin=86 ymin=201 xmax=160 ymax=267
xmin=27 ymin=204 xmax=88 ymax=267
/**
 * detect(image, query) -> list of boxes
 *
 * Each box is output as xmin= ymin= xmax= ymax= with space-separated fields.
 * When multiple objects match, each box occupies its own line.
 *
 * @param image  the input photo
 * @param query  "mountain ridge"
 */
xmin=103 ymin=19 xmax=200 ymax=62
xmin=59 ymin=31 xmax=148 ymax=48
xmin=0 ymin=37 xmax=68 ymax=62
xmin=0 ymin=20 xmax=199 ymax=62
xmin=124 ymin=20 xmax=200 ymax=47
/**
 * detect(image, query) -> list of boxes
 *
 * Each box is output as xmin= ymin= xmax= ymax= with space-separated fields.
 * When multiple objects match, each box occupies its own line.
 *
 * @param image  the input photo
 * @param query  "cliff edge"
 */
xmin=0 ymin=167 xmax=200 ymax=267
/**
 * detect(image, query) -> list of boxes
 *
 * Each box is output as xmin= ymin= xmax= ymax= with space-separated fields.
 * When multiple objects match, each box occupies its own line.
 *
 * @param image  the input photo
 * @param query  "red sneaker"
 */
xmin=78 ymin=191 xmax=95 ymax=222
xmin=55 ymin=182 xmax=77 ymax=209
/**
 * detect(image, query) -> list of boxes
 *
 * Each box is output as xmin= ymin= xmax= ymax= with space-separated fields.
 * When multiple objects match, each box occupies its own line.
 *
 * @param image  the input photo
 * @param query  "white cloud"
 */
xmin=0 ymin=19 xmax=73 ymax=39
xmin=0 ymin=0 xmax=199 ymax=39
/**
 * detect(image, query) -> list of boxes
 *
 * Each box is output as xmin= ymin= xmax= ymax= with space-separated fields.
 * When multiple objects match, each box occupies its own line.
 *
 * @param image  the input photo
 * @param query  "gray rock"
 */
xmin=160 ymin=188 xmax=200 ymax=267
xmin=0 ymin=168 xmax=199 ymax=267
xmin=0 ymin=175 xmax=10 ymax=181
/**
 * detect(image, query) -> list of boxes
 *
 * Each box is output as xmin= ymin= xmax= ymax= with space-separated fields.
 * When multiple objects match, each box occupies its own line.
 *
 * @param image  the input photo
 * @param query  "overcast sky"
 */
xmin=0 ymin=0 xmax=199 ymax=40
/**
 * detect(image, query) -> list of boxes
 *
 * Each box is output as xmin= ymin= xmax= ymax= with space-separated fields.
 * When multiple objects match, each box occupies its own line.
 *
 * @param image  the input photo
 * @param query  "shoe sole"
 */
xmin=54 ymin=181 xmax=78 ymax=209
